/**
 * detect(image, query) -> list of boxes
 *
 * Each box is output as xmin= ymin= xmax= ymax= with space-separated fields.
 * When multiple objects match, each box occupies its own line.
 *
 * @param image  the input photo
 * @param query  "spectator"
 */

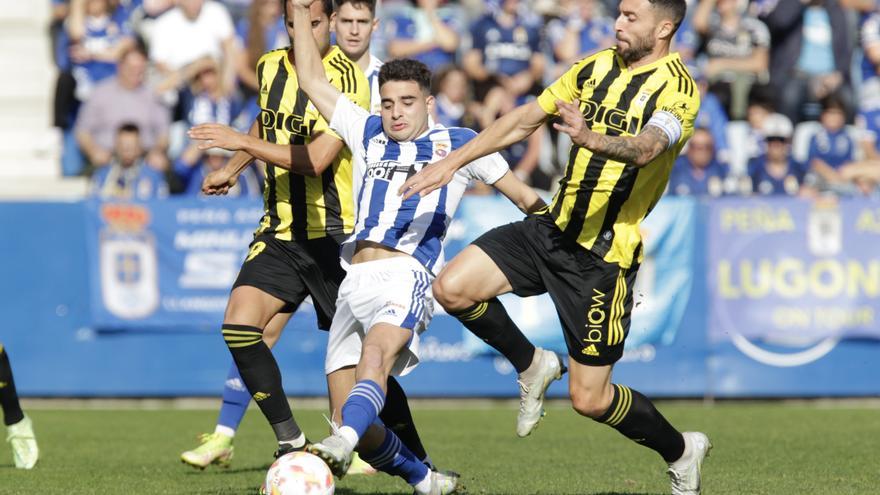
xmin=234 ymin=0 xmax=286 ymax=94
xmin=148 ymin=0 xmax=237 ymax=95
xmin=91 ymin=123 xmax=170 ymax=200
xmin=75 ymin=45 xmax=171 ymax=170
xmin=464 ymin=0 xmax=545 ymax=132
xmin=173 ymin=143 xmax=260 ymax=197
xmin=747 ymin=113 xmax=808 ymax=195
xmin=693 ymin=67 xmax=730 ymax=163
xmin=431 ymin=65 xmax=480 ymax=129
xmin=859 ymin=12 xmax=880 ymax=112
xmin=181 ymin=58 xmax=238 ymax=128
xmin=545 ymin=0 xmax=614 ymax=69
xmin=856 ymin=96 xmax=880 ymax=160
xmin=807 ymin=94 xmax=857 ymax=193
xmin=384 ymin=0 xmax=461 ymax=71
xmin=668 ymin=128 xmax=728 ymax=197
xmin=744 ymin=91 xmax=776 ymax=160
xmin=67 ymin=0 xmax=136 ymax=101
xmin=758 ymin=0 xmax=854 ymax=123
xmin=692 ymin=0 xmax=769 ymax=120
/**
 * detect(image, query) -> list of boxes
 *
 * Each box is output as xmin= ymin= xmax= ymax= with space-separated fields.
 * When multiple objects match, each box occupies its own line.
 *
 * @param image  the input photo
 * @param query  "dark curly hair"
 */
xmin=378 ymin=59 xmax=432 ymax=93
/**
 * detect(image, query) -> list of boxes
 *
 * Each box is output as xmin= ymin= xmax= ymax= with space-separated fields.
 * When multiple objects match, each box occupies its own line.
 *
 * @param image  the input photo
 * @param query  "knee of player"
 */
xmin=431 ymin=273 xmax=471 ymax=311
xmin=569 ymin=385 xmax=613 ymax=419
xmin=359 ymin=343 xmax=387 ymax=374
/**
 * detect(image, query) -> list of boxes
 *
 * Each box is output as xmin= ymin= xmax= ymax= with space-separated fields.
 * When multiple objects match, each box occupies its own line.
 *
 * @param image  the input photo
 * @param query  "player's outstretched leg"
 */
xmin=446 ymin=297 xmax=564 ymax=436
xmin=0 ymin=344 xmax=38 ymax=469
xmin=360 ymin=425 xmax=461 ymax=495
xmin=572 ymin=371 xmax=710 ymax=495
xmin=309 ymin=379 xmax=384 ymax=477
xmin=222 ymin=322 xmax=307 ymax=454
xmin=435 ymin=244 xmax=566 ymax=437
xmin=183 ymin=311 xmax=292 ymax=468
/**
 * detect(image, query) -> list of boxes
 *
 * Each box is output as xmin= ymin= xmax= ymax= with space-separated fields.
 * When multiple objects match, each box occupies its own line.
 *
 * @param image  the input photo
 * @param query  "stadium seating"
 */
xmin=0 ymin=0 xmax=85 ymax=197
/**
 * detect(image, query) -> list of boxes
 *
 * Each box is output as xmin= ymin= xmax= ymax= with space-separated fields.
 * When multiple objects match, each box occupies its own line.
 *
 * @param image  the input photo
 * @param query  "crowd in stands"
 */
xmin=49 ymin=0 xmax=880 ymax=201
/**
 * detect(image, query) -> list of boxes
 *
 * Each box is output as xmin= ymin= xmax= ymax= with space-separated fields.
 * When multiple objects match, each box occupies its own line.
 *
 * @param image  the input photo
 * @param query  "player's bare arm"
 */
xmin=553 ymin=99 xmax=669 ymax=168
xmin=190 ymin=121 xmax=344 ymax=178
xmin=201 ymin=120 xmax=259 ymax=195
xmin=491 ymin=171 xmax=546 ymax=214
xmin=399 ymin=100 xmax=548 ymax=199
xmin=291 ymin=0 xmax=343 ymax=122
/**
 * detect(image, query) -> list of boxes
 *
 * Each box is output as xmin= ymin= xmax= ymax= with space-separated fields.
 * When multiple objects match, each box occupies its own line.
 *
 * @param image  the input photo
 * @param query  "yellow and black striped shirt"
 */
xmin=537 ymin=48 xmax=699 ymax=268
xmin=255 ymin=46 xmax=370 ymax=241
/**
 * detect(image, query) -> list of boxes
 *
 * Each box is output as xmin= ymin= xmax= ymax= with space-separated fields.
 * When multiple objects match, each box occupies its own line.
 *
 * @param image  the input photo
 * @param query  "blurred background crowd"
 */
xmin=47 ymin=0 xmax=880 ymax=201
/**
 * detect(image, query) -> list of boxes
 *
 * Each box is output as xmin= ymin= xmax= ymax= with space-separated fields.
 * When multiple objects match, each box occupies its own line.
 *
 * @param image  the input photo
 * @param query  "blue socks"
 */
xmin=341 ymin=380 xmax=386 ymax=438
xmin=361 ymin=425 xmax=429 ymax=485
xmin=216 ymin=363 xmax=250 ymax=433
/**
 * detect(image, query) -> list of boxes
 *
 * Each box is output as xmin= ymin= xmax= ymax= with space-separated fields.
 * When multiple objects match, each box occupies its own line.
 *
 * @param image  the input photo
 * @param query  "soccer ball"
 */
xmin=264 ymin=451 xmax=335 ymax=495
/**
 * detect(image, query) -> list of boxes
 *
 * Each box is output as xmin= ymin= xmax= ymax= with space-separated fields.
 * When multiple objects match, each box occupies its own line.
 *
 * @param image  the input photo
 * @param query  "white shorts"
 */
xmin=324 ymin=256 xmax=434 ymax=376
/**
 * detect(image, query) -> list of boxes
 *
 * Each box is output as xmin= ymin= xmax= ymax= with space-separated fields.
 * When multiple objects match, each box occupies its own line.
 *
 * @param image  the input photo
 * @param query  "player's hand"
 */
xmin=398 ymin=159 xmax=456 ymax=200
xmin=189 ymin=124 xmax=246 ymax=152
xmin=553 ymin=99 xmax=591 ymax=147
xmin=202 ymin=167 xmax=238 ymax=196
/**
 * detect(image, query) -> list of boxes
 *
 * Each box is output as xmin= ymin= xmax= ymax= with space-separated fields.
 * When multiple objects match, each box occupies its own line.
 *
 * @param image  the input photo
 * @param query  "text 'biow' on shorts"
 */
xmin=324 ymin=255 xmax=434 ymax=376
xmin=472 ymin=213 xmax=638 ymax=366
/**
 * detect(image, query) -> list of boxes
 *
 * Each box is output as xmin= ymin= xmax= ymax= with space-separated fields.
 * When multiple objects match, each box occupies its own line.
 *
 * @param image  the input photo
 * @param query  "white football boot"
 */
xmin=667 ymin=431 xmax=712 ymax=495
xmin=516 ymin=347 xmax=565 ymax=437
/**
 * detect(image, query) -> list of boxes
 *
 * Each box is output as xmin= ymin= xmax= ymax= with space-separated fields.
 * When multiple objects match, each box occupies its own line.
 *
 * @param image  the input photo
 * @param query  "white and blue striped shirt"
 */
xmin=330 ymin=95 xmax=509 ymax=274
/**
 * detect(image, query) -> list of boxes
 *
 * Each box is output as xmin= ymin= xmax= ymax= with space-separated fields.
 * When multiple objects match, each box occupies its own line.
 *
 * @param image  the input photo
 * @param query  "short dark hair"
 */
xmin=820 ymin=93 xmax=847 ymax=113
xmin=281 ymin=0 xmax=333 ymax=18
xmin=378 ymin=59 xmax=432 ymax=93
xmin=335 ymin=0 xmax=377 ymax=14
xmin=118 ymin=122 xmax=140 ymax=135
xmin=648 ymin=0 xmax=687 ymax=33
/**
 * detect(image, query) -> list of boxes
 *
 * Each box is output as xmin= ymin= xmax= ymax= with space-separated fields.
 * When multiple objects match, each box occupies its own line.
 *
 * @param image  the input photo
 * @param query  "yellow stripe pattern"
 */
xmin=604 ymin=384 xmax=632 ymax=427
xmin=222 ymin=328 xmax=262 ymax=349
xmin=457 ymin=301 xmax=489 ymax=322
xmin=537 ymin=50 xmax=700 ymax=268
xmin=254 ymin=46 xmax=368 ymax=241
xmin=607 ymin=269 xmax=627 ymax=346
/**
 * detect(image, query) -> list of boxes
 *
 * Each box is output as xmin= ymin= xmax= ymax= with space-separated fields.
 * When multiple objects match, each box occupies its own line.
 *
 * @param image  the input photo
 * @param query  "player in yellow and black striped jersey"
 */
xmin=252 ymin=44 xmax=363 ymax=241
xmin=402 ymin=0 xmax=711 ymax=492
xmin=184 ymin=0 xmax=433 ymax=470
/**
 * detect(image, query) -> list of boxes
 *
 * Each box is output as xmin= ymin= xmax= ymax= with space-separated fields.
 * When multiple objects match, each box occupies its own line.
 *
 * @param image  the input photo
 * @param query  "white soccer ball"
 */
xmin=264 ymin=451 xmax=335 ymax=495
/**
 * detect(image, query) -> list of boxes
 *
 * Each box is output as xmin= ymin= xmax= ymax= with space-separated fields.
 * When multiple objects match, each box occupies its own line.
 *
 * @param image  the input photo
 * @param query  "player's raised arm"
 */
xmin=291 ymin=0 xmax=342 ymax=122
xmin=399 ymin=100 xmax=549 ymax=199
xmin=189 ymin=118 xmax=344 ymax=178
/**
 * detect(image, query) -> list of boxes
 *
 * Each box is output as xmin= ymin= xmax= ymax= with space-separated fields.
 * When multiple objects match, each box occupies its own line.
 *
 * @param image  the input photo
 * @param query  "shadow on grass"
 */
xmin=182 ymin=464 xmax=273 ymax=476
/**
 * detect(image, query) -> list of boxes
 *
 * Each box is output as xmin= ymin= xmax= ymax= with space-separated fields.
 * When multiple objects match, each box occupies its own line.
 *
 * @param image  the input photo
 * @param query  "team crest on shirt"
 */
xmin=661 ymin=101 xmax=690 ymax=121
xmin=434 ymin=142 xmax=449 ymax=157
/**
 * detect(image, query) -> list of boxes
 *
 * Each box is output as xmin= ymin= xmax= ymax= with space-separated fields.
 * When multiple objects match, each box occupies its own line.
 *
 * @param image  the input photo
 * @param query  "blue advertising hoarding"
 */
xmin=0 ymin=196 xmax=877 ymax=397
xmin=707 ymin=198 xmax=880 ymax=396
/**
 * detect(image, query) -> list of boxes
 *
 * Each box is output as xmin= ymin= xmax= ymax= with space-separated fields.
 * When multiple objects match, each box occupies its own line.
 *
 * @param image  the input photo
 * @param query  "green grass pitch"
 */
xmin=0 ymin=401 xmax=876 ymax=494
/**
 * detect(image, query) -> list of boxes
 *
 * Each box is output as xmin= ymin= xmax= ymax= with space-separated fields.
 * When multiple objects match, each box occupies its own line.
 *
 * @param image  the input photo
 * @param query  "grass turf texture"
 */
xmin=0 ymin=402 xmax=876 ymax=494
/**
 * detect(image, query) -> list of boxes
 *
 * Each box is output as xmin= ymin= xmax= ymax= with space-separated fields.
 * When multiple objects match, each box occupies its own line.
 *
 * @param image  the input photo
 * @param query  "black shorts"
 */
xmin=472 ymin=213 xmax=638 ymax=366
xmin=233 ymin=234 xmax=346 ymax=330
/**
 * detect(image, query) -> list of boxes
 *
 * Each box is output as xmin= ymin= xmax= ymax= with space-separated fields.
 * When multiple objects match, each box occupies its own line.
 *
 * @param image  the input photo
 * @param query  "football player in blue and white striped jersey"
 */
xmin=290 ymin=1 xmax=545 ymax=492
